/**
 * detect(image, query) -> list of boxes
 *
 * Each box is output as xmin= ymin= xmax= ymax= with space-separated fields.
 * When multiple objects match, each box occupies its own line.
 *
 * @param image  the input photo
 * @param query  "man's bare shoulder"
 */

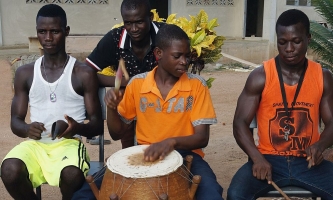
xmin=322 ymin=67 xmax=333 ymax=88
xmin=250 ymin=65 xmax=265 ymax=75
xmin=73 ymin=60 xmax=96 ymax=76
xmin=13 ymin=61 xmax=37 ymax=90
xmin=15 ymin=62 xmax=35 ymax=77
xmin=72 ymin=60 xmax=98 ymax=88
xmin=322 ymin=67 xmax=333 ymax=76
xmin=248 ymin=65 xmax=265 ymax=83
xmin=244 ymin=65 xmax=266 ymax=94
xmin=16 ymin=62 xmax=34 ymax=71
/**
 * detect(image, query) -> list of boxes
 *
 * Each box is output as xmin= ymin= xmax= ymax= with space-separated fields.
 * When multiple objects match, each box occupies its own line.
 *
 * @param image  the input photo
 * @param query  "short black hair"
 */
xmin=36 ymin=4 xmax=67 ymax=27
xmin=155 ymin=24 xmax=190 ymax=50
xmin=276 ymin=9 xmax=310 ymax=35
xmin=120 ymin=0 xmax=151 ymax=16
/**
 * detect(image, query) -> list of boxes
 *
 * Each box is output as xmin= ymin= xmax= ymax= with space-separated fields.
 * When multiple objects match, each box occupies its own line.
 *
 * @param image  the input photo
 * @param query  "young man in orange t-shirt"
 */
xmin=227 ymin=9 xmax=333 ymax=199
xmin=105 ymin=24 xmax=223 ymax=199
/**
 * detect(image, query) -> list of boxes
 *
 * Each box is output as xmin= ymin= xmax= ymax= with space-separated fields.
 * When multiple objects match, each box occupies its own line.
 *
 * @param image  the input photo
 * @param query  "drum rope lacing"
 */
xmin=113 ymin=165 xmax=194 ymax=199
xmin=92 ymin=160 xmax=195 ymax=199
xmin=92 ymin=165 xmax=107 ymax=181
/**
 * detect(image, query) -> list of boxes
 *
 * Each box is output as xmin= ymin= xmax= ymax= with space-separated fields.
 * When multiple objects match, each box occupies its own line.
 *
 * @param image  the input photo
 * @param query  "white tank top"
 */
xmin=29 ymin=55 xmax=85 ymax=143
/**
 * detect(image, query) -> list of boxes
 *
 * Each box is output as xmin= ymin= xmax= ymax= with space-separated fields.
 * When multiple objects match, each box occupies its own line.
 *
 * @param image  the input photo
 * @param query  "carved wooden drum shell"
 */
xmin=99 ymin=145 xmax=193 ymax=200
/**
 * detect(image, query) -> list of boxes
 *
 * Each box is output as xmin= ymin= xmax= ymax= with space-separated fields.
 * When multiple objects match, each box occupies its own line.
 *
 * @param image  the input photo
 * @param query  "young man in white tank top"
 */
xmin=0 ymin=4 xmax=103 ymax=200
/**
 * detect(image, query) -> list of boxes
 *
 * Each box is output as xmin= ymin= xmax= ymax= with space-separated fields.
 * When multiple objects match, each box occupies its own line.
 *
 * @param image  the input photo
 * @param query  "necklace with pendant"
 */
xmin=275 ymin=56 xmax=307 ymax=141
xmin=42 ymin=55 xmax=69 ymax=102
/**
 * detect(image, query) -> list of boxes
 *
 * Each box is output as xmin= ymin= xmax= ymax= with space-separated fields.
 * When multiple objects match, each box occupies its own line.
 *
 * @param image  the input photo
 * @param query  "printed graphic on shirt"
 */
xmin=269 ymin=107 xmax=313 ymax=156
xmin=140 ymin=96 xmax=193 ymax=113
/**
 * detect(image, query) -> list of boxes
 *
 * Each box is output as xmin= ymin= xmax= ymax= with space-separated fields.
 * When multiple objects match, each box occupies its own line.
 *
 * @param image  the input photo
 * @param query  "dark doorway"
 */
xmin=149 ymin=0 xmax=169 ymax=19
xmin=245 ymin=0 xmax=264 ymax=37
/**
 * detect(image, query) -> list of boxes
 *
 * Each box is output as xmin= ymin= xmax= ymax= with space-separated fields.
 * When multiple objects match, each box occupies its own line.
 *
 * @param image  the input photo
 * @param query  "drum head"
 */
xmin=107 ymin=145 xmax=183 ymax=178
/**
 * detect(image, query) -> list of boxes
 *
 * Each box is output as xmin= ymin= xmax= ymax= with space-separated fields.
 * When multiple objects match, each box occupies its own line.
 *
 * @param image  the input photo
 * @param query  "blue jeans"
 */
xmin=72 ymin=150 xmax=223 ymax=200
xmin=227 ymin=155 xmax=333 ymax=200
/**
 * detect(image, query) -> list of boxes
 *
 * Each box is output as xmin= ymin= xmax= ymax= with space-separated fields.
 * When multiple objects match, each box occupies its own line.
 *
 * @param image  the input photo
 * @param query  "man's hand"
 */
xmin=305 ymin=143 xmax=325 ymax=168
xmin=26 ymin=122 xmax=45 ymax=140
xmin=104 ymin=88 xmax=124 ymax=110
xmin=57 ymin=115 xmax=79 ymax=139
xmin=252 ymin=156 xmax=272 ymax=183
xmin=144 ymin=139 xmax=176 ymax=162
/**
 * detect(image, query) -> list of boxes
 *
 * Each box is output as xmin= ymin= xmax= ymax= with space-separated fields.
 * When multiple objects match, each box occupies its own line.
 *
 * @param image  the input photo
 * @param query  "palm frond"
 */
xmin=309 ymin=22 xmax=333 ymax=69
xmin=309 ymin=0 xmax=333 ymax=70
xmin=312 ymin=0 xmax=333 ymax=26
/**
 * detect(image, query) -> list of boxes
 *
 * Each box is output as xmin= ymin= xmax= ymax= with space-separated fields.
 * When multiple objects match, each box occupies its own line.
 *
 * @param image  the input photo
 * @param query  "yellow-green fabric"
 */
xmin=2 ymin=139 xmax=90 ymax=188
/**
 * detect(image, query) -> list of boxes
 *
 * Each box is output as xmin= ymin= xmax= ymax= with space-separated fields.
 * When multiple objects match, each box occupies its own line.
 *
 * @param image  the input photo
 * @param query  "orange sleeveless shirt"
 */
xmin=257 ymin=58 xmax=323 ymax=157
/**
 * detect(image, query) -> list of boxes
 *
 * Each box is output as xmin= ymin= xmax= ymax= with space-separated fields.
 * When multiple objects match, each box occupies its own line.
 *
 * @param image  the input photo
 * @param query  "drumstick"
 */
xmin=271 ymin=181 xmax=291 ymax=200
xmin=114 ymin=57 xmax=129 ymax=96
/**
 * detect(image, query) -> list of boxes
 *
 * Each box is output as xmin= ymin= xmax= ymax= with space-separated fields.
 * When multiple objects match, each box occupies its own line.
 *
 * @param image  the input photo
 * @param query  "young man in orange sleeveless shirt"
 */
xmin=227 ymin=9 xmax=333 ymax=199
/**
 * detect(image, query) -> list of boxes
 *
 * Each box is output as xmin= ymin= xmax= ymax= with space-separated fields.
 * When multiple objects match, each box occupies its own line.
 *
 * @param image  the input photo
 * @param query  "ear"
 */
xmin=150 ymin=11 xmax=154 ymax=21
xmin=154 ymin=47 xmax=163 ymax=61
xmin=65 ymin=26 xmax=70 ymax=37
xmin=307 ymin=33 xmax=311 ymax=43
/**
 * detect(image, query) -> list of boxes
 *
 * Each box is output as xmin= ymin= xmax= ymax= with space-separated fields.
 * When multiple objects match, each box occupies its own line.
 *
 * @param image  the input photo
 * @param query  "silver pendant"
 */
xmin=50 ymin=92 xmax=57 ymax=102
xmin=283 ymin=125 xmax=290 ymax=141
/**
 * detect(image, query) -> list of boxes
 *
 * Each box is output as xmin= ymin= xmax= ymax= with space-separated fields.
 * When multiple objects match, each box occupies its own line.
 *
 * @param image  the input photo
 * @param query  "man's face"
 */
xmin=276 ymin=22 xmax=311 ymax=66
xmin=154 ymin=39 xmax=191 ymax=78
xmin=36 ymin=16 xmax=68 ymax=55
xmin=121 ymin=6 xmax=151 ymax=43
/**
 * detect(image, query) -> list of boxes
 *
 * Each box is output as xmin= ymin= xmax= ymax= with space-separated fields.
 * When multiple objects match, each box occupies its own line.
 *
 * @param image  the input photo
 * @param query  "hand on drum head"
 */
xmin=144 ymin=139 xmax=176 ymax=162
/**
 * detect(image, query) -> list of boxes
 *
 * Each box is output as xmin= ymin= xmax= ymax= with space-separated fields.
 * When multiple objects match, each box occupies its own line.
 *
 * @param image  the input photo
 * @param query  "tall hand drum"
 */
xmin=86 ymin=145 xmax=201 ymax=200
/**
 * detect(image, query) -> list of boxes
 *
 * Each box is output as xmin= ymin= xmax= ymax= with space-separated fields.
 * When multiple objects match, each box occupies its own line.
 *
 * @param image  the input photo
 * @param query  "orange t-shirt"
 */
xmin=118 ymin=67 xmax=217 ymax=157
xmin=257 ymin=58 xmax=323 ymax=157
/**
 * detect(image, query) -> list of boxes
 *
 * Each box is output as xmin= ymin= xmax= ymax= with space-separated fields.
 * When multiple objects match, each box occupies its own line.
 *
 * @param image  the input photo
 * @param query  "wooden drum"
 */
xmin=87 ymin=145 xmax=201 ymax=200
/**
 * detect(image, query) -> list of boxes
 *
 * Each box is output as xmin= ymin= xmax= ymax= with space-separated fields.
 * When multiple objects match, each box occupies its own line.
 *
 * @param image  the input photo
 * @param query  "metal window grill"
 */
xmin=186 ymin=0 xmax=234 ymax=6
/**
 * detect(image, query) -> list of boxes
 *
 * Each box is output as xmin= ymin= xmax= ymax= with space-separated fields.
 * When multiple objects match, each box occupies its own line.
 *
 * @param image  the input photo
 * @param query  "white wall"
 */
xmin=0 ymin=0 xmax=123 ymax=46
xmin=170 ymin=0 xmax=245 ymax=39
xmin=0 ymin=0 xmax=327 ymax=49
xmin=276 ymin=1 xmax=323 ymax=22
xmin=266 ymin=1 xmax=325 ymax=57
xmin=261 ymin=0 xmax=323 ymax=44
xmin=1 ymin=0 xmax=247 ymax=46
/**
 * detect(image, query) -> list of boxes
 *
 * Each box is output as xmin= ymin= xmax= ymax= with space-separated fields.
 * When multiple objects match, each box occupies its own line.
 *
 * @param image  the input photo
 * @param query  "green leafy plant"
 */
xmin=164 ymin=10 xmax=225 ymax=75
xmin=206 ymin=77 xmax=215 ymax=89
xmin=309 ymin=0 xmax=333 ymax=70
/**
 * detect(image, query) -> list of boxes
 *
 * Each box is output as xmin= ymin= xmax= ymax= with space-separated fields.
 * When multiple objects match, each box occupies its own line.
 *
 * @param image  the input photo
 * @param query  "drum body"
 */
xmin=99 ymin=145 xmax=192 ymax=200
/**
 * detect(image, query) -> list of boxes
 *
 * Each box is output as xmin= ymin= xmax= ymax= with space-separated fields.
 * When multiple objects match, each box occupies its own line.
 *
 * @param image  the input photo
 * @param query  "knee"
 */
xmin=1 ymin=158 xmax=27 ymax=183
xmin=200 ymin=176 xmax=223 ymax=192
xmin=193 ymin=175 xmax=223 ymax=200
xmin=227 ymin=182 xmax=249 ymax=200
xmin=60 ymin=166 xmax=84 ymax=185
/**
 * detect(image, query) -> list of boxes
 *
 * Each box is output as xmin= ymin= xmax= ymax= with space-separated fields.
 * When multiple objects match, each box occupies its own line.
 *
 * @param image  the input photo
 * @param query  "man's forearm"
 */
xmin=75 ymin=118 xmax=104 ymax=138
xmin=233 ymin=124 xmax=263 ymax=162
xmin=10 ymin=117 xmax=29 ymax=138
xmin=317 ymin=125 xmax=333 ymax=151
xmin=106 ymin=107 xmax=129 ymax=140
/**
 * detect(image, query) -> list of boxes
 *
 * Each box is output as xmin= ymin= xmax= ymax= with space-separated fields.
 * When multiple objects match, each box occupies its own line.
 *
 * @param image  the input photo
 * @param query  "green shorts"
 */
xmin=2 ymin=139 xmax=90 ymax=188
